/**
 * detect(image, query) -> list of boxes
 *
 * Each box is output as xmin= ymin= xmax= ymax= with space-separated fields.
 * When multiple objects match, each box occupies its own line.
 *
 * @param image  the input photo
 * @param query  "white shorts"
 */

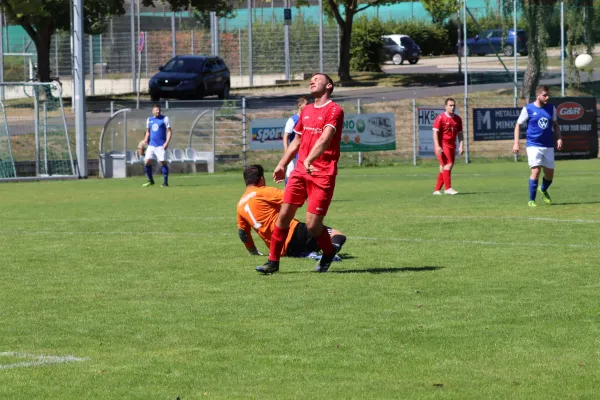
xmin=286 ymin=158 xmax=297 ymax=178
xmin=526 ymin=146 xmax=554 ymax=169
xmin=145 ymin=145 xmax=166 ymax=162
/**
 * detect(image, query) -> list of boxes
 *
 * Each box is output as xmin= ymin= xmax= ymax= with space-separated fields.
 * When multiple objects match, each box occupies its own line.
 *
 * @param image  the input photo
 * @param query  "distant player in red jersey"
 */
xmin=256 ymin=73 xmax=345 ymax=274
xmin=432 ymin=98 xmax=464 ymax=195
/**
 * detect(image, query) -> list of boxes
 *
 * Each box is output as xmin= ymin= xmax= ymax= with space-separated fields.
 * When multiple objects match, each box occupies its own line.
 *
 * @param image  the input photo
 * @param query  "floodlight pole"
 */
xmin=319 ymin=0 xmax=324 ymax=73
xmin=463 ymin=0 xmax=469 ymax=164
xmin=513 ymin=0 xmax=517 ymax=107
xmin=73 ymin=0 xmax=87 ymax=177
xmin=560 ymin=0 xmax=565 ymax=96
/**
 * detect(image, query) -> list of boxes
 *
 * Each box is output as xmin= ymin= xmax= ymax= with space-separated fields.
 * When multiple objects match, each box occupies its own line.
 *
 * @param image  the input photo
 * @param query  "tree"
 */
xmin=0 ymin=0 xmax=232 ymax=83
xmin=421 ymin=0 xmax=458 ymax=26
xmin=326 ymin=0 xmax=413 ymax=82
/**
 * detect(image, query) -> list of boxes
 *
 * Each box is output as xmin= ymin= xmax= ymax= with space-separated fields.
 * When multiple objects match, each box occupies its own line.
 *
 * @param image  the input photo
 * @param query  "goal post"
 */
xmin=0 ymin=82 xmax=77 ymax=181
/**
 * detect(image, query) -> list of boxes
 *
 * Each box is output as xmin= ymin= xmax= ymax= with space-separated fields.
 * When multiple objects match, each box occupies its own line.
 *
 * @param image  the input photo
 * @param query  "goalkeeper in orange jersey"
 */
xmin=237 ymin=164 xmax=346 ymax=259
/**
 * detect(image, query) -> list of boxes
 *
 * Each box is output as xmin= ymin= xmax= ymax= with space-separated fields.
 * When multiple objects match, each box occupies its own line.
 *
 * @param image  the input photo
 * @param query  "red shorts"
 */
xmin=283 ymin=171 xmax=336 ymax=216
xmin=437 ymin=146 xmax=456 ymax=166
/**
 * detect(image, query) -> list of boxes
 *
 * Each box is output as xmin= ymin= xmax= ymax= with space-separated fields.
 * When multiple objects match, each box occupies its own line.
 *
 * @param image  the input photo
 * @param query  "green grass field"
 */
xmin=1 ymin=160 xmax=600 ymax=399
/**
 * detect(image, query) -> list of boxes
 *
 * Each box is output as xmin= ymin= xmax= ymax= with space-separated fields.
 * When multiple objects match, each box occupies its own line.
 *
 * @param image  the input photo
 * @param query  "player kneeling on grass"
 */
xmin=142 ymin=104 xmax=172 ymax=188
xmin=513 ymin=85 xmax=563 ymax=207
xmin=237 ymin=164 xmax=346 ymax=262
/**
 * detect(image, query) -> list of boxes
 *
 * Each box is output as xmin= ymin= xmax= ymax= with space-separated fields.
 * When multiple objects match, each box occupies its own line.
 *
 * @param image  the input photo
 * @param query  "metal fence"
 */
xmin=3 ymin=13 xmax=340 ymax=98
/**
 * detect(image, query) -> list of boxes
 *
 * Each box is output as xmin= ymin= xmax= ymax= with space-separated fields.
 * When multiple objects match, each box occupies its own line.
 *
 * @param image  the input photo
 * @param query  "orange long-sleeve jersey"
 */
xmin=236 ymin=186 xmax=299 ymax=256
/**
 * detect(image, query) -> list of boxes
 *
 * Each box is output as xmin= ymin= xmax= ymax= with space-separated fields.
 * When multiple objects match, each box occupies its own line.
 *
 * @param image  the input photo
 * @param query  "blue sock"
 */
xmin=541 ymin=178 xmax=552 ymax=192
xmin=529 ymin=179 xmax=538 ymax=201
xmin=145 ymin=165 xmax=154 ymax=183
xmin=161 ymin=164 xmax=169 ymax=185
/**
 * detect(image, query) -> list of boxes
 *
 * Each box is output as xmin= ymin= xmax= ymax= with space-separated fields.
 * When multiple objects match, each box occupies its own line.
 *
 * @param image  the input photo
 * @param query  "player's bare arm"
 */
xmin=304 ymin=125 xmax=336 ymax=174
xmin=432 ymin=128 xmax=442 ymax=155
xmin=163 ymin=127 xmax=172 ymax=150
xmin=237 ymin=225 xmax=261 ymax=255
xmin=282 ymin=132 xmax=290 ymax=152
xmin=553 ymin=121 xmax=563 ymax=150
xmin=457 ymin=131 xmax=464 ymax=155
xmin=513 ymin=124 xmax=521 ymax=154
xmin=143 ymin=129 xmax=150 ymax=145
xmin=274 ymin=134 xmax=301 ymax=182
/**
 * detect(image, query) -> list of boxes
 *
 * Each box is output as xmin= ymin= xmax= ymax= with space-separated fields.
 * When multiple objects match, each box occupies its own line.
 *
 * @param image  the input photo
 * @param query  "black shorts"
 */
xmin=285 ymin=222 xmax=332 ymax=257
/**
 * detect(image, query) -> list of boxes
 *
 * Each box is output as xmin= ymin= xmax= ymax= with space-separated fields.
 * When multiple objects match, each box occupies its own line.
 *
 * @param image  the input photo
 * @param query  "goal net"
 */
xmin=0 ymin=82 xmax=76 ymax=181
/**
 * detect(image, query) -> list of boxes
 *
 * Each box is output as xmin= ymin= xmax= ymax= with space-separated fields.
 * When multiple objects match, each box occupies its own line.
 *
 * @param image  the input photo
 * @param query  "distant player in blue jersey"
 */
xmin=143 ymin=104 xmax=172 ymax=187
xmin=513 ymin=85 xmax=563 ymax=207
xmin=283 ymin=95 xmax=309 ymax=185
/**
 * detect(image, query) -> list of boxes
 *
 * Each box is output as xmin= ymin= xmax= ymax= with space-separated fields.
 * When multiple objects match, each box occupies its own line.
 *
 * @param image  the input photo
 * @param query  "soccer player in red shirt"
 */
xmin=256 ymin=73 xmax=344 ymax=274
xmin=432 ymin=98 xmax=464 ymax=195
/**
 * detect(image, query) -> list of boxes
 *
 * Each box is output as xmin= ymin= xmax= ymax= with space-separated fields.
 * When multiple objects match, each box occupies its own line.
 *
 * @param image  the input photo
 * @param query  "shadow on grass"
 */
xmin=552 ymin=201 xmax=600 ymax=206
xmin=331 ymin=266 xmax=443 ymax=274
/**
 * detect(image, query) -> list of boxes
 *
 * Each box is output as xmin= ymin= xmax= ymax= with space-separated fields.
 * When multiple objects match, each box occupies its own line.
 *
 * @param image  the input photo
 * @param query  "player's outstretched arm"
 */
xmin=237 ymin=228 xmax=262 ymax=255
xmin=553 ymin=120 xmax=563 ymax=150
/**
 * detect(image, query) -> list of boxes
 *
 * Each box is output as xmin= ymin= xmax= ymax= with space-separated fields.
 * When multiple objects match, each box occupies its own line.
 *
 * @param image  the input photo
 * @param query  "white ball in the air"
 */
xmin=575 ymin=54 xmax=593 ymax=69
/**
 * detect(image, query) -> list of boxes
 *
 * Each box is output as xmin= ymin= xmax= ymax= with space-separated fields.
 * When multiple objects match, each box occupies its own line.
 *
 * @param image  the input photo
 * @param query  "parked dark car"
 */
xmin=460 ymin=29 xmax=528 ymax=57
xmin=381 ymin=34 xmax=421 ymax=65
xmin=149 ymin=55 xmax=231 ymax=101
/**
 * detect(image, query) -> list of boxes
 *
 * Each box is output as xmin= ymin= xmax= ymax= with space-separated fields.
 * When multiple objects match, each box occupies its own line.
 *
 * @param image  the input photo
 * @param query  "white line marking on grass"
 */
xmin=0 ymin=231 xmax=232 ymax=237
xmin=0 ymin=352 xmax=88 ymax=370
xmin=1 ymin=216 xmax=230 ymax=223
xmin=411 ymin=215 xmax=600 ymax=224
xmin=349 ymin=236 xmax=600 ymax=249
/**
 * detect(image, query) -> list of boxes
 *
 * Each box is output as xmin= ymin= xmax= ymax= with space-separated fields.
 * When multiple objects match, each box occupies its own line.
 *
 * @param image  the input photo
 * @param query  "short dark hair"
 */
xmin=297 ymin=95 xmax=310 ymax=107
xmin=445 ymin=98 xmax=456 ymax=105
xmin=536 ymin=85 xmax=549 ymax=94
xmin=312 ymin=73 xmax=334 ymax=94
xmin=243 ymin=164 xmax=264 ymax=186
xmin=152 ymin=103 xmax=161 ymax=110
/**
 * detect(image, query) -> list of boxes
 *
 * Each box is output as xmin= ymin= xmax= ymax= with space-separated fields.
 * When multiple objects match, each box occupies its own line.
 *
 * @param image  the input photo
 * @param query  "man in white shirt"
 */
xmin=283 ymin=95 xmax=309 ymax=184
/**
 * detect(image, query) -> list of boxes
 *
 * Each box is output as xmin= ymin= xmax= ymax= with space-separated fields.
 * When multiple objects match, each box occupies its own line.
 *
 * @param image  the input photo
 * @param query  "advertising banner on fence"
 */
xmin=554 ymin=97 xmax=598 ymax=159
xmin=339 ymin=113 xmax=396 ymax=152
xmin=417 ymin=107 xmax=461 ymax=158
xmin=473 ymin=97 xmax=597 ymax=159
xmin=250 ymin=113 xmax=396 ymax=152
xmin=473 ymin=107 xmax=522 ymax=141
xmin=249 ymin=118 xmax=288 ymax=151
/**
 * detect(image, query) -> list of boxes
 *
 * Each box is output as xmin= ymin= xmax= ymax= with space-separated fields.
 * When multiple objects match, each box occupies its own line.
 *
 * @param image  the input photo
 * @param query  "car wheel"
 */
xmin=476 ymin=53 xmax=486 ymax=56
xmin=408 ymin=59 xmax=419 ymax=65
xmin=218 ymin=82 xmax=230 ymax=100
xmin=519 ymin=51 xmax=528 ymax=56
xmin=503 ymin=45 xmax=514 ymax=57
xmin=150 ymin=93 xmax=160 ymax=102
xmin=392 ymin=53 xmax=404 ymax=65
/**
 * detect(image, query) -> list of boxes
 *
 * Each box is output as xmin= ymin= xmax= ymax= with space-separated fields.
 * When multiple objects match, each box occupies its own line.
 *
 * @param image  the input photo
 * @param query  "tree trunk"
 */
xmin=337 ymin=11 xmax=354 ymax=82
xmin=36 ymin=32 xmax=52 ymax=82
xmin=521 ymin=3 xmax=542 ymax=98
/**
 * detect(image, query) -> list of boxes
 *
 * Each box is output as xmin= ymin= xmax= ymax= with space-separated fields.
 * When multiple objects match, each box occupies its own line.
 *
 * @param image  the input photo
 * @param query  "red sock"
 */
xmin=443 ymin=169 xmax=452 ymax=189
xmin=268 ymin=226 xmax=289 ymax=262
xmin=316 ymin=229 xmax=334 ymax=255
xmin=435 ymin=172 xmax=444 ymax=190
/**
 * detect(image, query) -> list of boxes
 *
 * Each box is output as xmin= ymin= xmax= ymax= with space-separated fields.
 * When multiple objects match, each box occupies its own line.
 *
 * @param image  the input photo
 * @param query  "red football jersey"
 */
xmin=293 ymin=101 xmax=344 ymax=176
xmin=433 ymin=112 xmax=463 ymax=148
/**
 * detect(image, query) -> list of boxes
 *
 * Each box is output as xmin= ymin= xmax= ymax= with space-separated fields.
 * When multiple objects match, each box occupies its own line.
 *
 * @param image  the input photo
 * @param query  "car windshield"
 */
xmin=163 ymin=58 xmax=202 ymax=73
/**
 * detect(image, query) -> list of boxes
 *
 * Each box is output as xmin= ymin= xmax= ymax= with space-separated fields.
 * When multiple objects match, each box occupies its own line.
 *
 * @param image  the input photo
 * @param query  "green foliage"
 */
xmin=421 ymin=0 xmax=458 ymax=25
xmin=349 ymin=16 xmax=384 ymax=72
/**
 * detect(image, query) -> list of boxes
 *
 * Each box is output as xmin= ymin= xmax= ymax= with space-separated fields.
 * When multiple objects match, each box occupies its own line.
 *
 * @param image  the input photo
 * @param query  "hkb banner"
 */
xmin=417 ymin=107 xmax=460 ymax=158
xmin=250 ymin=113 xmax=396 ymax=152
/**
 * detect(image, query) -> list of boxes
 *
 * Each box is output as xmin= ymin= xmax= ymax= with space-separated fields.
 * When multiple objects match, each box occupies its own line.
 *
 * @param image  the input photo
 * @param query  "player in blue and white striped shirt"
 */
xmin=513 ymin=85 xmax=563 ymax=207
xmin=142 ymin=104 xmax=172 ymax=187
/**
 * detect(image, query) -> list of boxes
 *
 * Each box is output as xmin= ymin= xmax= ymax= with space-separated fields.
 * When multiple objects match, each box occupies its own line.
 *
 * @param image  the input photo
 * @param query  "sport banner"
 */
xmin=417 ymin=107 xmax=460 ymax=158
xmin=250 ymin=113 xmax=396 ymax=152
